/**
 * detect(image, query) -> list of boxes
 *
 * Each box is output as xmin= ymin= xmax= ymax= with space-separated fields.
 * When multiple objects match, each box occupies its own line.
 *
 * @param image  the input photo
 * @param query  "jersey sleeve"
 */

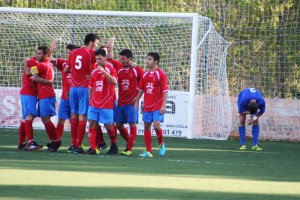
xmin=89 ymin=69 xmax=97 ymax=88
xmin=108 ymin=59 xmax=123 ymax=72
xmin=258 ymin=100 xmax=266 ymax=115
xmin=30 ymin=63 xmax=43 ymax=76
xmin=137 ymin=74 xmax=144 ymax=92
xmin=108 ymin=65 xmax=118 ymax=81
xmin=55 ymin=58 xmax=66 ymax=71
xmin=136 ymin=66 xmax=144 ymax=82
xmin=160 ymin=70 xmax=169 ymax=92
xmin=90 ymin=49 xmax=96 ymax=65
xmin=66 ymin=53 xmax=73 ymax=69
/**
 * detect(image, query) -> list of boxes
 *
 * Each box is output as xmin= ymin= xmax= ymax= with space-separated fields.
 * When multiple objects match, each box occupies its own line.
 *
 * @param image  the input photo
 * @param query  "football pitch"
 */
xmin=0 ymin=128 xmax=299 ymax=200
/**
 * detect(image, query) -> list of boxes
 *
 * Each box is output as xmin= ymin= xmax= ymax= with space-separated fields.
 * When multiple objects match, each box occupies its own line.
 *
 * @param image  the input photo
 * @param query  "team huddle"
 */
xmin=18 ymin=33 xmax=168 ymax=157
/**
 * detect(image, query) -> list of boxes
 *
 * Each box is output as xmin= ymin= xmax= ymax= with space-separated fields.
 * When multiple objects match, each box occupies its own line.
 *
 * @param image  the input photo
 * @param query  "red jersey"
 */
xmin=55 ymin=58 xmax=70 ymax=100
xmin=117 ymin=66 xmax=144 ymax=106
xmin=89 ymin=63 xmax=117 ymax=109
xmin=67 ymin=47 xmax=96 ymax=88
xmin=31 ymin=59 xmax=56 ymax=99
xmin=107 ymin=59 xmax=122 ymax=101
xmin=20 ymin=57 xmax=38 ymax=96
xmin=137 ymin=68 xmax=169 ymax=112
xmin=107 ymin=59 xmax=123 ymax=72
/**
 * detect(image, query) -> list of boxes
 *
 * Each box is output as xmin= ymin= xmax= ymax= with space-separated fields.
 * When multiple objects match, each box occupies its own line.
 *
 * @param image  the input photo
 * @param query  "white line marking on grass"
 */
xmin=0 ymin=150 xmax=258 ymax=167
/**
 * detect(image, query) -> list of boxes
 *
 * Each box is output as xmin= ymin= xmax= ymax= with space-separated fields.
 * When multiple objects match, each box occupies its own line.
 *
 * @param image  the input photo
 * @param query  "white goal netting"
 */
xmin=0 ymin=8 xmax=230 ymax=140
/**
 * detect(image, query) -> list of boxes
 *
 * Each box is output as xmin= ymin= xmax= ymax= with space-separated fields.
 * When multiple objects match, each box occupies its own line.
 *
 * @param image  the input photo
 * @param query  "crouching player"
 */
xmin=237 ymin=87 xmax=265 ymax=151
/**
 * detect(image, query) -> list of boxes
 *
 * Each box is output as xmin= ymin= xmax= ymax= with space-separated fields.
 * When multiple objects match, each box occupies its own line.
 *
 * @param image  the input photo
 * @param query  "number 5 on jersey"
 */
xmin=75 ymin=55 xmax=82 ymax=69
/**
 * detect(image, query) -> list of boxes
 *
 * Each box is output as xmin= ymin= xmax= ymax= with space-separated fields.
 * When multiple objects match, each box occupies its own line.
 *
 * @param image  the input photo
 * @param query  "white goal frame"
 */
xmin=0 ymin=7 xmax=230 ymax=140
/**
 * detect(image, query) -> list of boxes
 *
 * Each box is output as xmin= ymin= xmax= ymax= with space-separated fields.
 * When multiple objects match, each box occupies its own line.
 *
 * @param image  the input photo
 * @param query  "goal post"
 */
xmin=0 ymin=7 xmax=231 ymax=140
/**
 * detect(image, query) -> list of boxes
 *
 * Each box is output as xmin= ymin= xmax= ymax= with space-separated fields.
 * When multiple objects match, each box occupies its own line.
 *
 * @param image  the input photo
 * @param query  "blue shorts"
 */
xmin=88 ymin=106 xmax=114 ymax=124
xmin=58 ymin=99 xmax=71 ymax=120
xmin=143 ymin=110 xmax=164 ymax=123
xmin=115 ymin=104 xmax=138 ymax=124
xmin=20 ymin=95 xmax=37 ymax=119
xmin=38 ymin=97 xmax=56 ymax=118
xmin=70 ymin=87 xmax=89 ymax=115
xmin=113 ymin=101 xmax=117 ymax=120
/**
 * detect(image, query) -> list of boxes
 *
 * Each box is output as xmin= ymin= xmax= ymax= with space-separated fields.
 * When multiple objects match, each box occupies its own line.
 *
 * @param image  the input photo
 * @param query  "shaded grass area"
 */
xmin=0 ymin=128 xmax=299 ymax=199
xmin=1 ymin=186 xmax=300 ymax=200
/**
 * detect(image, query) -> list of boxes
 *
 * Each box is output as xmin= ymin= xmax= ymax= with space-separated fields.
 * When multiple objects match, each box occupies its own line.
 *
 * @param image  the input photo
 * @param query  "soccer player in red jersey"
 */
xmin=116 ymin=49 xmax=144 ymax=156
xmin=25 ymin=46 xmax=61 ymax=152
xmin=134 ymin=52 xmax=169 ymax=157
xmin=97 ymin=38 xmax=123 ymax=149
xmin=51 ymin=44 xmax=79 ymax=152
xmin=18 ymin=57 xmax=44 ymax=150
xmin=86 ymin=48 xmax=118 ymax=154
xmin=65 ymin=33 xmax=99 ymax=153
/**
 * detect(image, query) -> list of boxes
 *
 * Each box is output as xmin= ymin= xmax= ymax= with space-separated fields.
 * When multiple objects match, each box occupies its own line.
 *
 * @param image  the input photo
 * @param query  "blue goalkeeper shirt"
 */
xmin=237 ymin=88 xmax=265 ymax=114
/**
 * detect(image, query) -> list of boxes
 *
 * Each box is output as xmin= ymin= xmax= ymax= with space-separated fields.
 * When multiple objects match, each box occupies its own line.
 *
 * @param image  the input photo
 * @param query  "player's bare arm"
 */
xmin=88 ymin=88 xmax=93 ymax=103
xmin=50 ymin=40 xmax=58 ymax=55
xmin=160 ymin=91 xmax=168 ymax=114
xmin=64 ymin=65 xmax=70 ymax=73
xmin=98 ymin=66 xmax=117 ymax=85
xmin=129 ymin=61 xmax=137 ymax=68
xmin=134 ymin=90 xmax=143 ymax=110
xmin=106 ymin=37 xmax=116 ymax=60
xmin=50 ymin=58 xmax=58 ymax=68
xmin=31 ymin=76 xmax=54 ymax=84
xmin=23 ymin=58 xmax=32 ymax=76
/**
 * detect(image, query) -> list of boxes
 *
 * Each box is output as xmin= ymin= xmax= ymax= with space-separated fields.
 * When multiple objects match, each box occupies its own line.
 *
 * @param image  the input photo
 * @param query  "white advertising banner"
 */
xmin=0 ymin=87 xmax=189 ymax=138
xmin=136 ymin=90 xmax=189 ymax=137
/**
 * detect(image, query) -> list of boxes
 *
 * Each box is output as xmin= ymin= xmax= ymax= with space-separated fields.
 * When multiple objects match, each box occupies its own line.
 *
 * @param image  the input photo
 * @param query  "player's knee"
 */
xmin=153 ymin=122 xmax=161 ymax=130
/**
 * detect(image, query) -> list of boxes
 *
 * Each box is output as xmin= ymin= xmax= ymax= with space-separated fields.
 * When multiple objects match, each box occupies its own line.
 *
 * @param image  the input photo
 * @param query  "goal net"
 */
xmin=0 ymin=8 xmax=231 ymax=140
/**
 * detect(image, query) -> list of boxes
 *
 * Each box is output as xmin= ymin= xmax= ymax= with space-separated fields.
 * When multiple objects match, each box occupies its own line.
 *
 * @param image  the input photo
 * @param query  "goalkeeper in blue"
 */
xmin=237 ymin=88 xmax=265 ymax=151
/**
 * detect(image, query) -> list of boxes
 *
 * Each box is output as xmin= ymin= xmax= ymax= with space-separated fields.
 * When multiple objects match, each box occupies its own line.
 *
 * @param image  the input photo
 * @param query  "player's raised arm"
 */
xmin=50 ymin=40 xmax=58 ymax=56
xmin=106 ymin=37 xmax=116 ymax=60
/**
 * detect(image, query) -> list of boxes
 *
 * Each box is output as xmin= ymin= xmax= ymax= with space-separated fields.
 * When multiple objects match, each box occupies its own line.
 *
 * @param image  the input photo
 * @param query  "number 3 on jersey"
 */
xmin=75 ymin=55 xmax=82 ymax=69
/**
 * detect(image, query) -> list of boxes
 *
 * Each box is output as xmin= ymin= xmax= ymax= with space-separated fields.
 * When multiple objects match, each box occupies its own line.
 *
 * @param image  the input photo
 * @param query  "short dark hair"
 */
xmin=84 ymin=33 xmax=100 ymax=46
xmin=119 ymin=49 xmax=133 ymax=59
xmin=66 ymin=44 xmax=79 ymax=50
xmin=95 ymin=48 xmax=107 ymax=57
xmin=37 ymin=45 xmax=50 ymax=56
xmin=249 ymin=101 xmax=258 ymax=115
xmin=148 ymin=52 xmax=160 ymax=64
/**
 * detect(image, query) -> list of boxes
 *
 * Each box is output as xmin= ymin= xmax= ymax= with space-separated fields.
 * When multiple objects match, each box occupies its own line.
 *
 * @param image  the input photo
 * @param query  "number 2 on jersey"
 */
xmin=75 ymin=55 xmax=82 ymax=69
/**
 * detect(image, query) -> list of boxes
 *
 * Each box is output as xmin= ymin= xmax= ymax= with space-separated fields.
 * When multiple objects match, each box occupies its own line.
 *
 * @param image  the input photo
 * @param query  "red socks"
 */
xmin=107 ymin=127 xmax=117 ymax=144
xmin=56 ymin=123 xmax=64 ymax=140
xmin=96 ymin=125 xmax=104 ymax=144
xmin=127 ymin=126 xmax=137 ymax=151
xmin=88 ymin=127 xmax=97 ymax=150
xmin=70 ymin=118 xmax=79 ymax=146
xmin=25 ymin=120 xmax=34 ymax=143
xmin=155 ymin=129 xmax=164 ymax=145
xmin=18 ymin=121 xmax=26 ymax=144
xmin=119 ymin=126 xmax=129 ymax=142
xmin=144 ymin=130 xmax=152 ymax=153
xmin=45 ymin=121 xmax=57 ymax=141
xmin=76 ymin=121 xmax=86 ymax=147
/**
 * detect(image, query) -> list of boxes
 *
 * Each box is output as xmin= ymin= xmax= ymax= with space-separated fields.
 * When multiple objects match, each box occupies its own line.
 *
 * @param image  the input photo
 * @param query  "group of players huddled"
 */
xmin=18 ymin=33 xmax=168 ymax=158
